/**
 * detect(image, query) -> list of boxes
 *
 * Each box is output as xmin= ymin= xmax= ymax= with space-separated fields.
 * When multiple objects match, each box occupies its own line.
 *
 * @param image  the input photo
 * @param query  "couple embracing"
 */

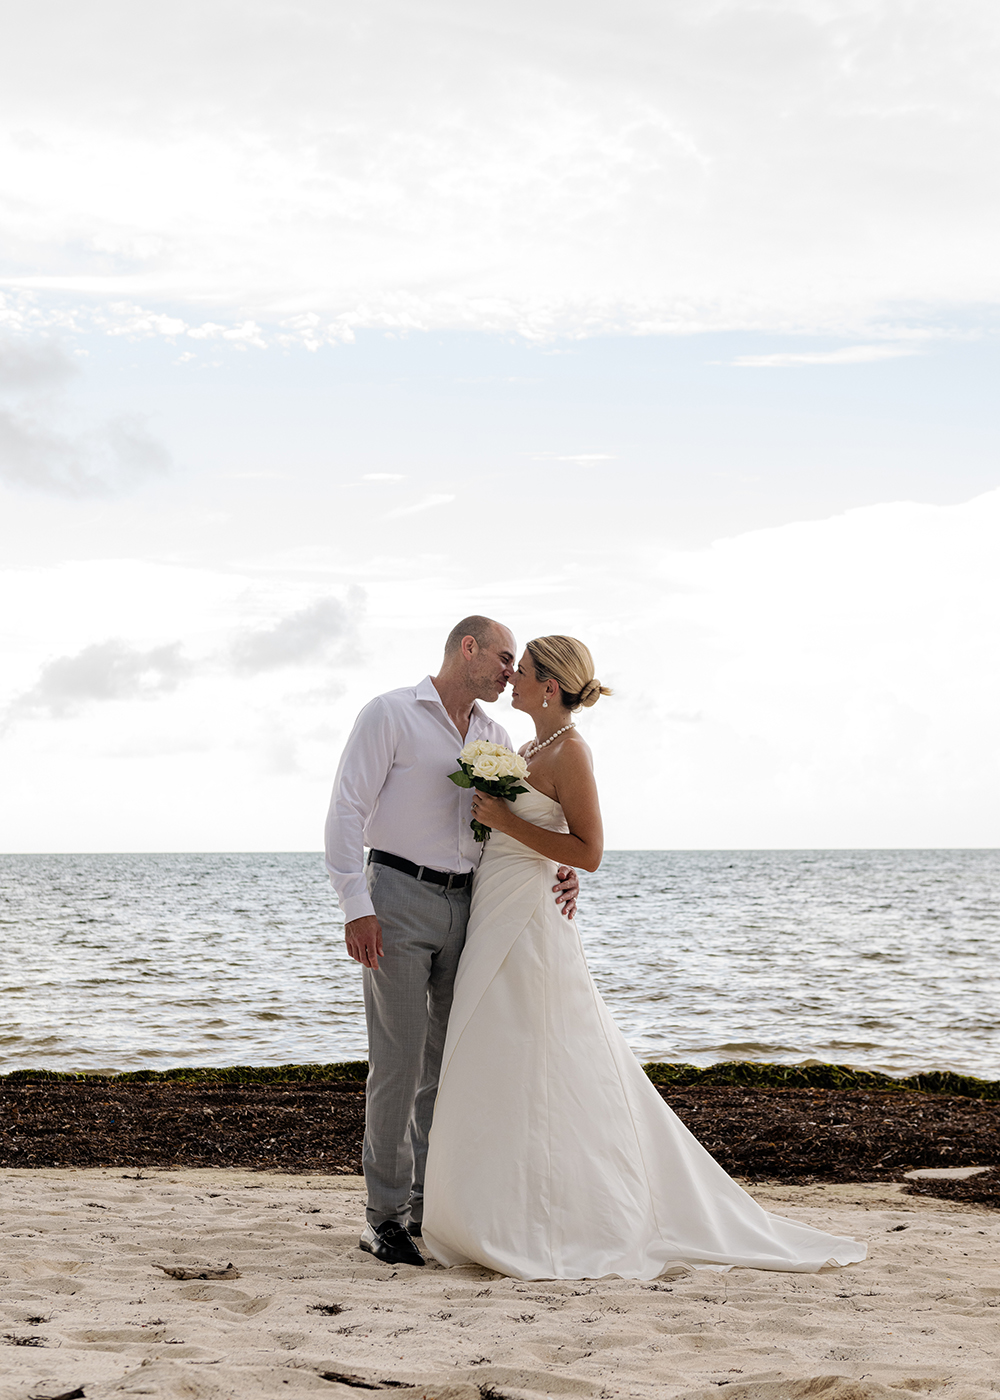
xmin=325 ymin=616 xmax=865 ymax=1281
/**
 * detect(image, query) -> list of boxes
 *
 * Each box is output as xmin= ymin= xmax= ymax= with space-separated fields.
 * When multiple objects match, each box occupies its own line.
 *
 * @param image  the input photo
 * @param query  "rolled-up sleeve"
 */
xmin=324 ymin=697 xmax=395 ymax=923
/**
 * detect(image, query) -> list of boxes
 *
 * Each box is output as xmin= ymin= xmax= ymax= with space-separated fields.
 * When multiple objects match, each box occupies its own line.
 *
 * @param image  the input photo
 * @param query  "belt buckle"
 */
xmin=415 ymin=865 xmax=426 ymax=882
xmin=445 ymin=872 xmax=455 ymax=891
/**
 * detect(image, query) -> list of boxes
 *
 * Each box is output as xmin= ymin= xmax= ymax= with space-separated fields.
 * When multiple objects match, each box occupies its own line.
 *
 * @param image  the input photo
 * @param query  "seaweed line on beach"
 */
xmin=0 ymin=1063 xmax=996 ymax=1207
xmin=3 ymin=1058 xmax=998 ymax=1100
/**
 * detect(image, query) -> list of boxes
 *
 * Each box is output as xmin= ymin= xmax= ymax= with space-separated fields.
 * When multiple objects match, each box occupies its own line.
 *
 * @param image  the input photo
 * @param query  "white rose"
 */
xmin=493 ymin=750 xmax=528 ymax=780
xmin=460 ymin=738 xmax=499 ymax=764
xmin=460 ymin=740 xmax=528 ymax=782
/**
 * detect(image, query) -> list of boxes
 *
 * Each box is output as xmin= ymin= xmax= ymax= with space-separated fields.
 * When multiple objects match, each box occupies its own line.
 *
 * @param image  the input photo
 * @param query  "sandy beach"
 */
xmin=1 ymin=1169 xmax=997 ymax=1400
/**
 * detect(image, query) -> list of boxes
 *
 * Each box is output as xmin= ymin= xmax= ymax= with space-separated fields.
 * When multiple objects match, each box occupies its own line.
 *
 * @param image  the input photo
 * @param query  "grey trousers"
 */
xmin=362 ymin=860 xmax=471 ymax=1228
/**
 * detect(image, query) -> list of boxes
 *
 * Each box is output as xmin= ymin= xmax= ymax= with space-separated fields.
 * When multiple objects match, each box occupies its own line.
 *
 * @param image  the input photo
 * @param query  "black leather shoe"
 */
xmin=359 ymin=1221 xmax=425 ymax=1266
xmin=406 ymin=1221 xmax=422 ymax=1238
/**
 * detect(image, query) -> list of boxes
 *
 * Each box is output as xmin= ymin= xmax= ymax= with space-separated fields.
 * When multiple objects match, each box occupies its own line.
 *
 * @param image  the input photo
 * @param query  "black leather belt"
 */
xmin=368 ymin=849 xmax=474 ymax=891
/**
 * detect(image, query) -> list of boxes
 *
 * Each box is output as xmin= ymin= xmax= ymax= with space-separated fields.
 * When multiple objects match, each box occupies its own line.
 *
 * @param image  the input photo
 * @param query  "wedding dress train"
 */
xmin=422 ymin=784 xmax=866 ymax=1280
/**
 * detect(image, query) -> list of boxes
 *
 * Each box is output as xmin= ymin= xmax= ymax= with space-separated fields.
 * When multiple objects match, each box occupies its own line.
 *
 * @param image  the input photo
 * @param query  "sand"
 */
xmin=1 ymin=1170 xmax=997 ymax=1400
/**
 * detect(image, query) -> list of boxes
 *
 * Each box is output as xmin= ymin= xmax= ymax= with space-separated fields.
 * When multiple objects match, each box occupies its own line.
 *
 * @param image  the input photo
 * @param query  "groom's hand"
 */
xmin=553 ymin=865 xmax=579 ymax=919
xmin=345 ymin=915 xmax=384 ymax=969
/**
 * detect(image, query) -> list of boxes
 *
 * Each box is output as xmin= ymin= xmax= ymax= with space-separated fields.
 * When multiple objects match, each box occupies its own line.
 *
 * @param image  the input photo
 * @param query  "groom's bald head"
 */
xmin=444 ymin=615 xmax=509 ymax=657
xmin=442 ymin=615 xmax=516 ymax=702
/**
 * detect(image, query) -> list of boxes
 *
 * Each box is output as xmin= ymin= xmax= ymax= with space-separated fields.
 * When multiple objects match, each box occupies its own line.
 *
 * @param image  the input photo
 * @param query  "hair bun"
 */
xmin=525 ymin=635 xmax=613 ymax=712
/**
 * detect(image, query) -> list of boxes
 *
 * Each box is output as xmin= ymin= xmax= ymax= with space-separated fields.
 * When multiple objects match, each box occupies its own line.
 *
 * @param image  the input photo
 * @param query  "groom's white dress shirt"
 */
xmin=325 ymin=675 xmax=513 ymax=923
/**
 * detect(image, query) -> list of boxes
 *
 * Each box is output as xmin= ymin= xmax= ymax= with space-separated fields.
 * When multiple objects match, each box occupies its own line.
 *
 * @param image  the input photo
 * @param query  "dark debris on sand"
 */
xmin=661 ymin=1085 xmax=1000 ymax=1205
xmin=900 ymin=1168 xmax=1000 ymax=1205
xmin=0 ymin=1075 xmax=996 ymax=1205
xmin=0 ymin=1080 xmax=366 ymax=1176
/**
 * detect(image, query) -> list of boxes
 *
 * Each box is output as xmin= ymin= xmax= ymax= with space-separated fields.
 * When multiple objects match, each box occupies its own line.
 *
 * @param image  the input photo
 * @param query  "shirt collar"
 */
xmin=415 ymin=674 xmax=443 ymax=704
xmin=416 ymin=674 xmax=489 ymax=729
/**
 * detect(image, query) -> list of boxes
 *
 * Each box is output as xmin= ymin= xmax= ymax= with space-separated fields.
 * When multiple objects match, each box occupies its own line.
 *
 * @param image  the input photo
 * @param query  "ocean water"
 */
xmin=0 ymin=849 xmax=997 ymax=1080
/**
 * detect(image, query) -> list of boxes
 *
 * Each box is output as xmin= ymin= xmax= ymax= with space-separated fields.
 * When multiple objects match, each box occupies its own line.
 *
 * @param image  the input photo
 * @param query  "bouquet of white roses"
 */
xmin=449 ymin=739 xmax=530 ymax=842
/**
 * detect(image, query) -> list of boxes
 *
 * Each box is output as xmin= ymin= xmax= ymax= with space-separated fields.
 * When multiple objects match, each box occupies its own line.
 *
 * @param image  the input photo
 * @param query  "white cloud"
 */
xmin=385 ymin=493 xmax=456 ymax=519
xmin=1 ymin=490 xmax=997 ymax=851
xmin=533 ymin=453 xmax=617 ymax=465
xmin=0 ymin=335 xmax=169 ymax=495
xmin=1 ymin=2 xmax=996 ymax=857
xmin=230 ymin=595 xmax=363 ymax=673
xmin=8 ymin=639 xmax=190 ymax=719
xmin=104 ymin=306 xmax=187 ymax=339
xmin=185 ymin=320 xmax=267 ymax=348
xmin=2 ymin=577 xmax=366 ymax=738
xmin=0 ymin=336 xmax=77 ymax=388
xmin=1 ymin=2 xmax=998 ymax=338
xmin=727 ymin=344 xmax=922 ymax=367
xmin=0 ymin=403 xmax=170 ymax=497
xmin=592 ymin=489 xmax=1000 ymax=848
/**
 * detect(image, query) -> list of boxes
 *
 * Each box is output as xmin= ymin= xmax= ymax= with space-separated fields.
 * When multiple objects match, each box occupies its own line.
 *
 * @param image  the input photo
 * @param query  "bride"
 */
xmin=421 ymin=635 xmax=866 ymax=1281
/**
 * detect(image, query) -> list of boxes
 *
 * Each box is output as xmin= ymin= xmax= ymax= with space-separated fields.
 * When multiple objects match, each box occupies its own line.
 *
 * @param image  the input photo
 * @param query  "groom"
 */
xmin=325 ymin=615 xmax=579 ymax=1266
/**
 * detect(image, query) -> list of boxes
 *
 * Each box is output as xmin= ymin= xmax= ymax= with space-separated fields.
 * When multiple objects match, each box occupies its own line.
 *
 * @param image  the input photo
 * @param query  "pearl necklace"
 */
xmin=523 ymin=722 xmax=575 ymax=760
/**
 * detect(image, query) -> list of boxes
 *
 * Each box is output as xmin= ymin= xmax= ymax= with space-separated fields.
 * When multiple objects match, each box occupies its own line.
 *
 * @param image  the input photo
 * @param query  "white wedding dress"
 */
xmin=422 ymin=784 xmax=866 ymax=1281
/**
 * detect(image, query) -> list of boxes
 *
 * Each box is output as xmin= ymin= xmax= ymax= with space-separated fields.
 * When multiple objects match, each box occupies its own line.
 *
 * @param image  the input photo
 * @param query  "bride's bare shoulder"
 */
xmin=554 ymin=731 xmax=595 ymax=770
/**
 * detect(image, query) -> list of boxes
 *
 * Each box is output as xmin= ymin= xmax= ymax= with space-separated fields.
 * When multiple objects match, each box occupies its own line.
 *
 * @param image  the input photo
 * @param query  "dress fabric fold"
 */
xmin=422 ymin=785 xmax=867 ymax=1281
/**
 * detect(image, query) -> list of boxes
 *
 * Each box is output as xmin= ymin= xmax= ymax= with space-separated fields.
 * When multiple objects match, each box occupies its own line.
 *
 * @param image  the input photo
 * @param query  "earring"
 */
xmin=542 ymin=699 xmax=548 ymax=708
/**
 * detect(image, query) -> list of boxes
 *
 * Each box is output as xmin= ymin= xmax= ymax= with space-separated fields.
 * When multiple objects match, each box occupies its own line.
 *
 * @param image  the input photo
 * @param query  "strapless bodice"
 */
xmin=483 ymin=782 xmax=568 ymax=862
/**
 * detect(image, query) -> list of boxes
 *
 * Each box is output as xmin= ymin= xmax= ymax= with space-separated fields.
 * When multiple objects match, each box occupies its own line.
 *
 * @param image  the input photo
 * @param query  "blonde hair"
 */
xmin=526 ymin=635 xmax=613 ymax=712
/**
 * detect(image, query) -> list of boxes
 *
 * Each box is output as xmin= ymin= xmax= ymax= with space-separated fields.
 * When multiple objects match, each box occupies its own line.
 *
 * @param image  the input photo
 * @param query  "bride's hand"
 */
xmin=471 ymin=792 xmax=512 ymax=833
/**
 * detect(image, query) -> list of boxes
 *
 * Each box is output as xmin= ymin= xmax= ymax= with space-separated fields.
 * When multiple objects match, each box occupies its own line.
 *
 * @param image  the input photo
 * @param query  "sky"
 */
xmin=1 ymin=0 xmax=999 ymax=852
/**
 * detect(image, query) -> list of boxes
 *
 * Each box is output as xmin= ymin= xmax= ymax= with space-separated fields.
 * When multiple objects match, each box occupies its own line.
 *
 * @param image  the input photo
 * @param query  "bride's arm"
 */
xmin=472 ymin=743 xmax=604 ymax=872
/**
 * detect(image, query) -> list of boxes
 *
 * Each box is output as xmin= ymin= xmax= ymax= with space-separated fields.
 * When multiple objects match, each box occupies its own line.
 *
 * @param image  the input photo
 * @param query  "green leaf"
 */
xmin=449 ymin=771 xmax=473 ymax=788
